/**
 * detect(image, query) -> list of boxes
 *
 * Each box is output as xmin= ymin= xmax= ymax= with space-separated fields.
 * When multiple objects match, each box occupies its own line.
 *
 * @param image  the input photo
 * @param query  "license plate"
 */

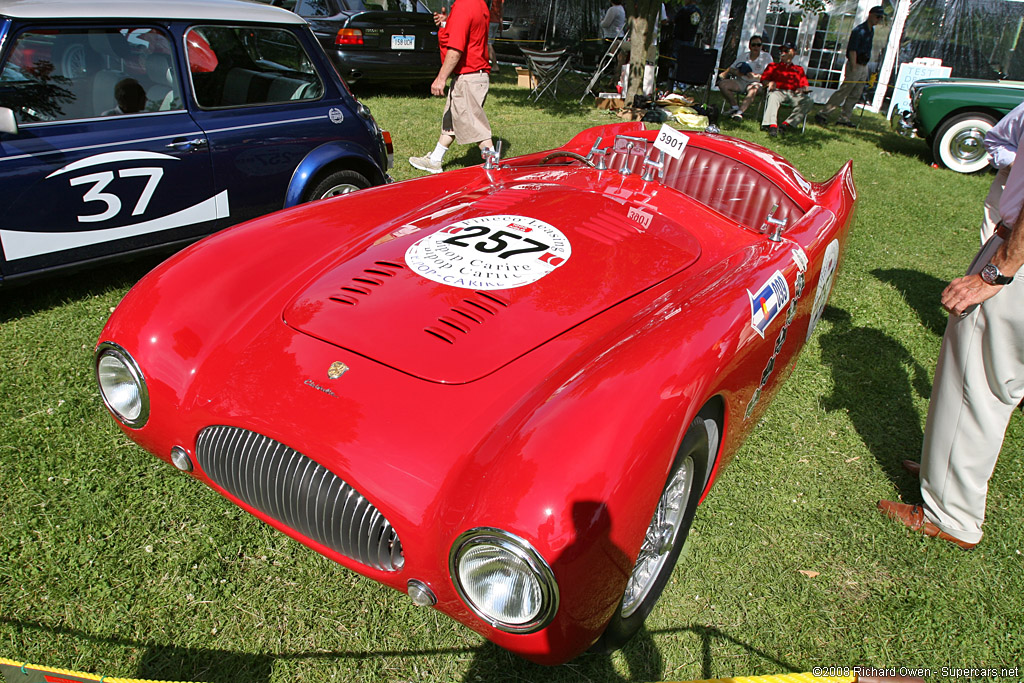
xmin=391 ymin=35 xmax=415 ymax=50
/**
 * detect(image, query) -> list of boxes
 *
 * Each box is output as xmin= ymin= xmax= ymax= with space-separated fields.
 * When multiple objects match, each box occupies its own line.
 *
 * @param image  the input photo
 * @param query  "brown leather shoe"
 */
xmin=902 ymin=459 xmax=921 ymax=477
xmin=877 ymin=500 xmax=976 ymax=550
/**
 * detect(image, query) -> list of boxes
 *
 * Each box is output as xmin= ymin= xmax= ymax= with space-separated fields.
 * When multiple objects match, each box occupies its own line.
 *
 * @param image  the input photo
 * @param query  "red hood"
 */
xmin=283 ymin=177 xmax=701 ymax=383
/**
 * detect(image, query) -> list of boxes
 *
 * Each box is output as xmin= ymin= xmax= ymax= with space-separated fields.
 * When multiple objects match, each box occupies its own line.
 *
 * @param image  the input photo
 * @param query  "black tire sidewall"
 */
xmin=306 ymin=169 xmax=371 ymax=202
xmin=592 ymin=417 xmax=710 ymax=652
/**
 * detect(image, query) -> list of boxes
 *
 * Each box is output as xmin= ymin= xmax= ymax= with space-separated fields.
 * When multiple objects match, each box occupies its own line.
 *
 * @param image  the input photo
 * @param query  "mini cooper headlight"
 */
xmin=95 ymin=342 xmax=149 ymax=428
xmin=450 ymin=528 xmax=558 ymax=633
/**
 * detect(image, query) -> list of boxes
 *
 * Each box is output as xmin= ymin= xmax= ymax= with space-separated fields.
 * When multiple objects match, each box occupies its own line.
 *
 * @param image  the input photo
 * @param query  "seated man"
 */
xmin=102 ymin=78 xmax=147 ymax=116
xmin=718 ymin=34 xmax=772 ymax=121
xmin=760 ymin=42 xmax=812 ymax=137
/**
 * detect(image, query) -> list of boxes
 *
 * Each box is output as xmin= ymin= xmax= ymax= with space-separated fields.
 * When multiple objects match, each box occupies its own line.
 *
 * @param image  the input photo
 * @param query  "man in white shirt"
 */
xmin=717 ymin=35 xmax=772 ymax=121
xmin=978 ymin=111 xmax=1023 ymax=242
xmin=879 ymin=100 xmax=1024 ymax=550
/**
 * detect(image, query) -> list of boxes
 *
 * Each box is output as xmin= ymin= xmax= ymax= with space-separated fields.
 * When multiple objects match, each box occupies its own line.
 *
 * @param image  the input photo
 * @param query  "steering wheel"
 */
xmin=540 ymin=151 xmax=596 ymax=168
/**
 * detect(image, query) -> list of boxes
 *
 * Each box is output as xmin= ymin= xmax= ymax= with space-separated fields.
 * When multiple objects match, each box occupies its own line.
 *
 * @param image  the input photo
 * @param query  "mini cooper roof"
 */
xmin=0 ymin=0 xmax=304 ymax=24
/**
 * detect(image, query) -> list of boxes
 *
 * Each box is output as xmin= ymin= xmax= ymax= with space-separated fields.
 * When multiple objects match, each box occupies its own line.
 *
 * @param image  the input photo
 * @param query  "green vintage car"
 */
xmin=891 ymin=78 xmax=1024 ymax=173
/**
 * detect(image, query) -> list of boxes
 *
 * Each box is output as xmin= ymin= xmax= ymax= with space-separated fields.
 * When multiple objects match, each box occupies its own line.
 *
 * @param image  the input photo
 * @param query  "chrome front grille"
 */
xmin=195 ymin=426 xmax=403 ymax=571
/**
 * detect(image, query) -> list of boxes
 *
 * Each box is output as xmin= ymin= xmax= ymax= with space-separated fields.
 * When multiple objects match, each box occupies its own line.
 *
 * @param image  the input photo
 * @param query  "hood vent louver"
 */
xmin=425 ymin=291 xmax=510 ymax=344
xmin=578 ymin=211 xmax=643 ymax=245
xmin=328 ymin=260 xmax=405 ymax=307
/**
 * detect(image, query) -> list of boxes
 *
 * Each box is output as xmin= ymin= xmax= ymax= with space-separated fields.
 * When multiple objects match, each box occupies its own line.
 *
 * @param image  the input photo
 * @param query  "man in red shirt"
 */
xmin=760 ymin=42 xmax=813 ymax=137
xmin=409 ymin=0 xmax=494 ymax=174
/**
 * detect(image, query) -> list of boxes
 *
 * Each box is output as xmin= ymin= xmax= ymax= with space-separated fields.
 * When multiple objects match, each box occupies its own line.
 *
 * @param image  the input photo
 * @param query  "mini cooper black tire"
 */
xmin=591 ymin=415 xmax=714 ymax=652
xmin=306 ymin=169 xmax=371 ymax=201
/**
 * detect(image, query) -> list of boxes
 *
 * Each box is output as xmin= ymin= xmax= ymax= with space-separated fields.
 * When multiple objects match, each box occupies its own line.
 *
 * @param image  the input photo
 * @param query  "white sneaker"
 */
xmin=730 ymin=111 xmax=743 ymax=121
xmin=728 ymin=105 xmax=740 ymax=115
xmin=409 ymin=155 xmax=443 ymax=174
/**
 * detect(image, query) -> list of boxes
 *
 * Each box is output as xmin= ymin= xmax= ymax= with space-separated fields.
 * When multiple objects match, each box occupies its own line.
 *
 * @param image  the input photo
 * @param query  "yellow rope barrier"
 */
xmin=1 ymin=655 xmax=864 ymax=683
xmin=0 ymin=657 xmax=190 ymax=683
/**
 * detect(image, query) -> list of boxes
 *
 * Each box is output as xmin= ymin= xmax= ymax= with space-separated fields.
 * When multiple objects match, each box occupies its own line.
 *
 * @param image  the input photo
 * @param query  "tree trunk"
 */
xmin=625 ymin=0 xmax=662 ymax=103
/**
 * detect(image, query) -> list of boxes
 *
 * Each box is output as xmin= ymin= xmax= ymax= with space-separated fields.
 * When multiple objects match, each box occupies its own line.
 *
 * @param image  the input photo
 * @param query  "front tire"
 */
xmin=932 ymin=113 xmax=996 ymax=174
xmin=592 ymin=416 xmax=715 ymax=652
xmin=304 ymin=169 xmax=371 ymax=202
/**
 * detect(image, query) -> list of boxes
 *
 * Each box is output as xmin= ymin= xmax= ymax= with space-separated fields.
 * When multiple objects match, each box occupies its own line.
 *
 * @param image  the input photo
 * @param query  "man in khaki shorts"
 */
xmin=409 ymin=0 xmax=494 ymax=174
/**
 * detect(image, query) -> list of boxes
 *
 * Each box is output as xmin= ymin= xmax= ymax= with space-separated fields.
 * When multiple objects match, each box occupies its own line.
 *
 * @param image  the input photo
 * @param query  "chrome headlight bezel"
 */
xmin=95 ymin=341 xmax=149 ymax=428
xmin=449 ymin=527 xmax=559 ymax=634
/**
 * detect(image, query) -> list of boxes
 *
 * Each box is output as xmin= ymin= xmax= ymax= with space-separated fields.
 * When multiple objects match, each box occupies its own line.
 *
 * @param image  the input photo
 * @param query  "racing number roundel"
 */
xmin=405 ymin=215 xmax=571 ymax=290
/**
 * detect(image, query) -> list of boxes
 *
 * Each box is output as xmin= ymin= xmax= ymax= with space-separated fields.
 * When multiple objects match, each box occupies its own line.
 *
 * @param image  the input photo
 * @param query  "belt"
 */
xmin=996 ymin=221 xmax=1013 ymax=240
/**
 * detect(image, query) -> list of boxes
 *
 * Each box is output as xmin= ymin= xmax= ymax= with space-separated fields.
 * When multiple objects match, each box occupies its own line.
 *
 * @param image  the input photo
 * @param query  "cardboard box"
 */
xmin=595 ymin=92 xmax=625 ymax=110
xmin=515 ymin=67 xmax=537 ymax=89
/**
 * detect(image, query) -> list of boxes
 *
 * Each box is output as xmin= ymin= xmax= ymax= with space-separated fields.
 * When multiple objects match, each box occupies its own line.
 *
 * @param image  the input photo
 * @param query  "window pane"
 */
xmin=186 ymin=26 xmax=325 ymax=108
xmin=0 ymin=26 xmax=182 ymax=124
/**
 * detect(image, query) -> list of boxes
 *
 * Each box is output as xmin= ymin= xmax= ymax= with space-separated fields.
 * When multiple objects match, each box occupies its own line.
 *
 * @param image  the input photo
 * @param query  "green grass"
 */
xmin=2 ymin=72 xmax=1022 ymax=682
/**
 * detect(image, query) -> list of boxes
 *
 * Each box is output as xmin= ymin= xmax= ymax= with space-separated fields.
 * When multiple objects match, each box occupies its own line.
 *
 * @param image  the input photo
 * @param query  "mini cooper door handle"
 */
xmin=167 ymin=137 xmax=209 ymax=151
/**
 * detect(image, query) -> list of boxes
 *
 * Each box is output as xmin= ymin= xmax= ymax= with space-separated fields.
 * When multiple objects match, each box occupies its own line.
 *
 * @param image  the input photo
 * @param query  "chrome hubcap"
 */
xmin=320 ymin=183 xmax=361 ymax=198
xmin=950 ymin=128 xmax=986 ymax=164
xmin=620 ymin=456 xmax=695 ymax=618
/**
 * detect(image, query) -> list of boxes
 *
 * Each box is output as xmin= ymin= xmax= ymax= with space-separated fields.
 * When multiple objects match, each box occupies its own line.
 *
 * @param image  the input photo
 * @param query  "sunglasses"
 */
xmin=750 ymin=43 xmax=763 ymax=47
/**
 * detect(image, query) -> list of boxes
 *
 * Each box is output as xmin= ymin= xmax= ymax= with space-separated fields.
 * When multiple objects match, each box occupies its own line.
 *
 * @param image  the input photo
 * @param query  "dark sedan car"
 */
xmin=271 ymin=0 xmax=441 ymax=87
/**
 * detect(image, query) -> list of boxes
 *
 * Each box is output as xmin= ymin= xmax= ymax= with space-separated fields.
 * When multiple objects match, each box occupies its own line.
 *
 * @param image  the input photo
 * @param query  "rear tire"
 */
xmin=304 ymin=170 xmax=371 ymax=202
xmin=591 ymin=415 xmax=715 ymax=652
xmin=932 ymin=113 xmax=996 ymax=174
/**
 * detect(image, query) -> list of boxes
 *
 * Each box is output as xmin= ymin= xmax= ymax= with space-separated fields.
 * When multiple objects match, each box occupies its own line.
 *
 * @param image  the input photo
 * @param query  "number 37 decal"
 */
xmin=47 ymin=150 xmax=175 ymax=223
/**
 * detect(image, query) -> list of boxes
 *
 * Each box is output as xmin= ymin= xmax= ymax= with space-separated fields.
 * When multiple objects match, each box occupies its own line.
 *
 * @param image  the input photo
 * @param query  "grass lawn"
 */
xmin=1 ymin=71 xmax=1021 ymax=682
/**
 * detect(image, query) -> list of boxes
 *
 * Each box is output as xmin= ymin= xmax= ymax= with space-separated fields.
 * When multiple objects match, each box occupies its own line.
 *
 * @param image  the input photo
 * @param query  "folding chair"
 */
xmin=519 ymin=46 xmax=574 ymax=102
xmin=672 ymin=46 xmax=718 ymax=107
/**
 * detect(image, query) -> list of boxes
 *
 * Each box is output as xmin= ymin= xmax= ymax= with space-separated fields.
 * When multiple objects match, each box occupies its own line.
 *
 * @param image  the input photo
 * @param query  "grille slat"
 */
xmin=195 ymin=426 xmax=403 ymax=571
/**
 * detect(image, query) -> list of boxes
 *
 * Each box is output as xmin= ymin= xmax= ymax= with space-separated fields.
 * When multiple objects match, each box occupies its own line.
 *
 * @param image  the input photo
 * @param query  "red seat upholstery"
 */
xmin=662 ymin=146 xmax=803 ymax=230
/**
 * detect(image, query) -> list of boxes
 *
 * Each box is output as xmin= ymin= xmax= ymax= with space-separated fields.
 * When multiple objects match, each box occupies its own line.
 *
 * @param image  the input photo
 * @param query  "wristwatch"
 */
xmin=980 ymin=262 xmax=1014 ymax=285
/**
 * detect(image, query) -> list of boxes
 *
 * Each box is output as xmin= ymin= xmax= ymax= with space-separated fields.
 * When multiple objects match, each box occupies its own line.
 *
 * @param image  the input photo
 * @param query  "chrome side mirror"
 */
xmin=0 ymin=107 xmax=18 ymax=135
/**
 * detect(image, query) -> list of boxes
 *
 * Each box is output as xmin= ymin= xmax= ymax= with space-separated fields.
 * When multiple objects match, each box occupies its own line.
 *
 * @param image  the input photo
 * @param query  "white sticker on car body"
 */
xmin=0 ymin=191 xmax=229 ymax=260
xmin=806 ymin=238 xmax=840 ymax=340
xmin=405 ymin=214 xmax=571 ymax=290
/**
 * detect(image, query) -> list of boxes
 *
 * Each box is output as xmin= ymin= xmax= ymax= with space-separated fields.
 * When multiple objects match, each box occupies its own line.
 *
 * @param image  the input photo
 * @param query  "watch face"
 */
xmin=981 ymin=264 xmax=998 ymax=284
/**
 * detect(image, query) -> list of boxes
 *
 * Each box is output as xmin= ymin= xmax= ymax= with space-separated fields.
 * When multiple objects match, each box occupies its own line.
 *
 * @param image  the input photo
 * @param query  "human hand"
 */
xmin=430 ymin=75 xmax=446 ymax=96
xmin=433 ymin=11 xmax=447 ymax=26
xmin=941 ymin=273 xmax=1001 ymax=317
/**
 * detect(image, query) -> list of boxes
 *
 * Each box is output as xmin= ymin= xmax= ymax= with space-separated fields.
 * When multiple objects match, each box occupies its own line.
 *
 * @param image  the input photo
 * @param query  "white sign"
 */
xmin=887 ymin=58 xmax=952 ymax=119
xmin=654 ymin=124 xmax=689 ymax=160
xmin=405 ymin=214 xmax=571 ymax=290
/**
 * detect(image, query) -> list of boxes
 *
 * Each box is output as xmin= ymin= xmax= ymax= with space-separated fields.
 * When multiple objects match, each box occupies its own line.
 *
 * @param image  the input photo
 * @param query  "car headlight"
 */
xmin=95 ymin=341 xmax=149 ymax=428
xmin=450 ymin=528 xmax=558 ymax=633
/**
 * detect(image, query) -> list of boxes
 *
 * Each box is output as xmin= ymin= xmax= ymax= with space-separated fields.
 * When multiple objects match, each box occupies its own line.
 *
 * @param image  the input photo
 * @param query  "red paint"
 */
xmin=97 ymin=122 xmax=856 ymax=665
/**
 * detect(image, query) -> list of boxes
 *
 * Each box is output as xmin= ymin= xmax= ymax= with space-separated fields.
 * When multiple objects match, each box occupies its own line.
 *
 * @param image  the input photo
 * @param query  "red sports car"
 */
xmin=95 ymin=122 xmax=855 ymax=664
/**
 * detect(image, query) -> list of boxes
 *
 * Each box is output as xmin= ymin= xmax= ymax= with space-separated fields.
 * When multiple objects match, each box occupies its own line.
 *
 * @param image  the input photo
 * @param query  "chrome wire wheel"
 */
xmin=620 ymin=455 xmax=696 ymax=618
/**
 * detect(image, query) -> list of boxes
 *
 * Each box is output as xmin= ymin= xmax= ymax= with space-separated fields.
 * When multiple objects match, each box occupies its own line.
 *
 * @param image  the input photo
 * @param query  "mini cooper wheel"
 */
xmin=592 ymin=416 xmax=714 ymax=652
xmin=305 ymin=169 xmax=371 ymax=201
xmin=932 ymin=113 xmax=996 ymax=174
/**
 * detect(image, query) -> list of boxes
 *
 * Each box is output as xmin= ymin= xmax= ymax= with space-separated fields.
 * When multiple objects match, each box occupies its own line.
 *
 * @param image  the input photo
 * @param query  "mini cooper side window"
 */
xmin=186 ymin=26 xmax=325 ymax=108
xmin=0 ymin=26 xmax=182 ymax=124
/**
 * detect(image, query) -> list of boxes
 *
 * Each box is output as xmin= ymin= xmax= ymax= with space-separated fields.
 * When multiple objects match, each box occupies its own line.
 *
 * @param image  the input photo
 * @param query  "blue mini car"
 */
xmin=0 ymin=0 xmax=393 ymax=285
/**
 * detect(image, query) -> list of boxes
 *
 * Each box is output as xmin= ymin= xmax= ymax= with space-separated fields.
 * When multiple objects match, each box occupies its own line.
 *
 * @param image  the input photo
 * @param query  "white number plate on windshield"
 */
xmin=391 ymin=35 xmax=415 ymax=50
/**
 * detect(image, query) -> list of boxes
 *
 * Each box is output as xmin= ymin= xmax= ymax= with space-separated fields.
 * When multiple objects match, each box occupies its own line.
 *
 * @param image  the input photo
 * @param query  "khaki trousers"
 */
xmin=920 ymin=233 xmax=1024 ymax=543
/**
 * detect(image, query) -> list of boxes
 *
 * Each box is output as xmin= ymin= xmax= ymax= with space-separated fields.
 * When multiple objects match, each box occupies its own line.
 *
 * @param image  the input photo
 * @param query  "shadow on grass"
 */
xmin=3 ymin=617 xmax=801 ymax=682
xmin=0 ymin=254 xmax=165 ymax=324
xmin=817 ymin=305 xmax=931 ymax=500
xmin=876 ymin=131 xmax=932 ymax=166
xmin=871 ymin=267 xmax=950 ymax=338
